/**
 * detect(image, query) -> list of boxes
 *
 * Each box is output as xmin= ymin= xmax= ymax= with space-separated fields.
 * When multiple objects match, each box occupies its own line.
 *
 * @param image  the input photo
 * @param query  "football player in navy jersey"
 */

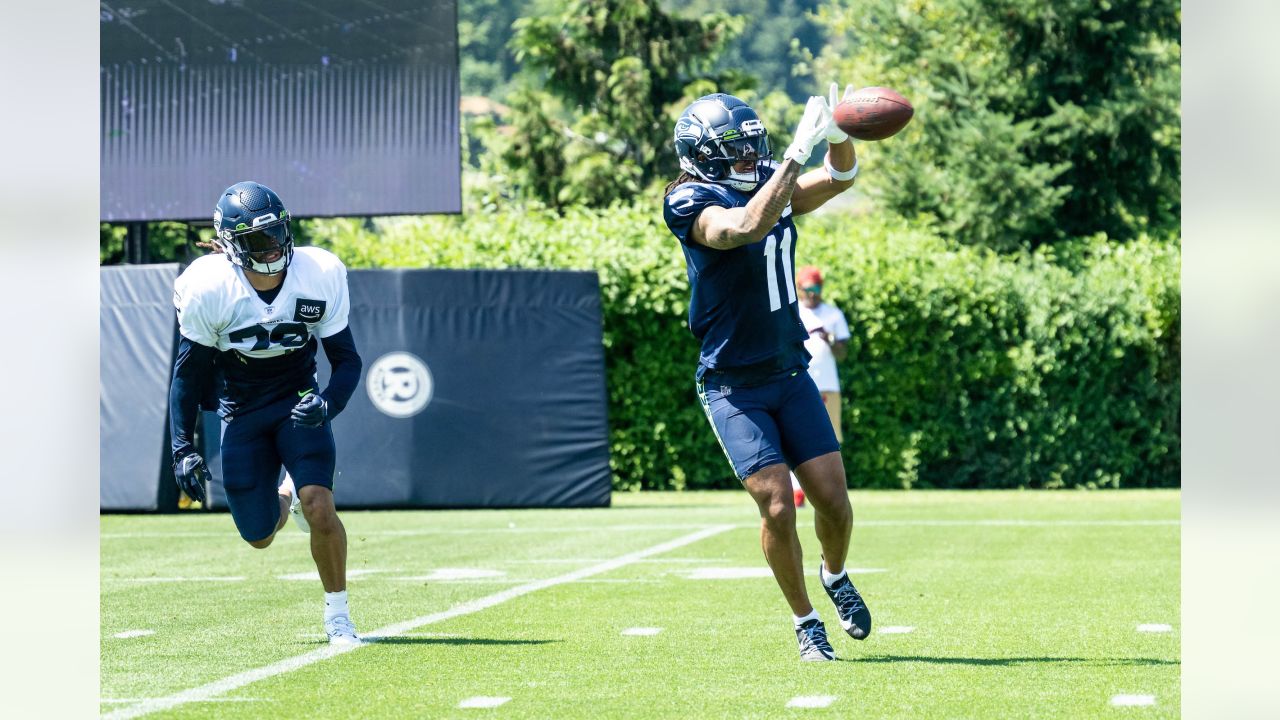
xmin=663 ymin=86 xmax=871 ymax=661
xmin=168 ymin=181 xmax=364 ymax=644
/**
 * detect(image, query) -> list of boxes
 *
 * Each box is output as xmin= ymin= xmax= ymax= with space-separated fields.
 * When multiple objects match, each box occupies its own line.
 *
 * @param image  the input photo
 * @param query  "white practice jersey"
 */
xmin=174 ymin=246 xmax=350 ymax=356
xmin=798 ymin=301 xmax=850 ymax=393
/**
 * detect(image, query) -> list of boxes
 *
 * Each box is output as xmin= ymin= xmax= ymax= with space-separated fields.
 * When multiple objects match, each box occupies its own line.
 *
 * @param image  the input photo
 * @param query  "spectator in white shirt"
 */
xmin=796 ymin=265 xmax=850 ymax=440
xmin=790 ymin=265 xmax=851 ymax=509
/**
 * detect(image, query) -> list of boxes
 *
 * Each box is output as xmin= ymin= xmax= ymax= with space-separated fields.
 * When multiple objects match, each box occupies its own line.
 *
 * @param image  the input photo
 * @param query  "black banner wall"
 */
xmin=100 ymin=264 xmax=180 ymax=510
xmin=102 ymin=266 xmax=612 ymax=510
xmin=320 ymin=269 xmax=611 ymax=508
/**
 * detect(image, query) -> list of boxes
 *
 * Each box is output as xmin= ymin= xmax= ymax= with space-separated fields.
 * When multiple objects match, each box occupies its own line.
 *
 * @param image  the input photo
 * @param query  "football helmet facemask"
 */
xmin=212 ymin=181 xmax=294 ymax=275
xmin=673 ymin=94 xmax=771 ymax=192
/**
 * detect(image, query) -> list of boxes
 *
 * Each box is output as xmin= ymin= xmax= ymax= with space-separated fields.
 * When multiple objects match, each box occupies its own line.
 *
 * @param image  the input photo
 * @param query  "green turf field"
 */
xmin=101 ymin=490 xmax=1179 ymax=718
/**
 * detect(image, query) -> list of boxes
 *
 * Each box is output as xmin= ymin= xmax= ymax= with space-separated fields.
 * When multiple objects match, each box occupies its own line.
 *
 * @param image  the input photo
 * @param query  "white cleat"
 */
xmin=280 ymin=473 xmax=309 ymax=533
xmin=325 ymin=614 xmax=360 ymax=645
xmin=795 ymin=618 xmax=836 ymax=661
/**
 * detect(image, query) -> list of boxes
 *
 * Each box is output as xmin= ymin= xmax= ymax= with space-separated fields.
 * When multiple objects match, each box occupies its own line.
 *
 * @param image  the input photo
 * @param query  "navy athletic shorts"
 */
xmin=696 ymin=369 xmax=840 ymax=481
xmin=219 ymin=389 xmax=335 ymax=542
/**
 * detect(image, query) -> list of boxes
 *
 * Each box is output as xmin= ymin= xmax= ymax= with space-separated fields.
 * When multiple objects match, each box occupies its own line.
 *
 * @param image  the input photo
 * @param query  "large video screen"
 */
xmin=101 ymin=0 xmax=460 ymax=221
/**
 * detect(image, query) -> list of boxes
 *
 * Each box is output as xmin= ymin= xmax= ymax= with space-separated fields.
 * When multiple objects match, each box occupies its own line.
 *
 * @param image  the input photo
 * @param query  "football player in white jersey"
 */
xmin=168 ymin=181 xmax=364 ymax=644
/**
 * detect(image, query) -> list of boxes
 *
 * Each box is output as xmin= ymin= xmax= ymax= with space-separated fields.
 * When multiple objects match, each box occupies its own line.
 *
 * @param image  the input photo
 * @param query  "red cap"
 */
xmin=797 ymin=265 xmax=823 ymax=286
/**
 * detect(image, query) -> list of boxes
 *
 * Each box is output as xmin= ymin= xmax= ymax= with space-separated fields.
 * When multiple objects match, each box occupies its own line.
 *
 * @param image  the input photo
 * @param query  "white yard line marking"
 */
xmin=878 ymin=626 xmax=915 ymax=634
xmin=409 ymin=568 xmax=507 ymax=581
xmin=1110 ymin=694 xmax=1156 ymax=706
xmin=686 ymin=567 xmax=774 ymax=579
xmin=112 ymin=629 xmax=155 ymax=639
xmin=522 ymin=558 xmax=611 ymax=564
xmin=566 ymin=578 xmax=662 ymax=583
xmin=1136 ymin=623 xmax=1172 ymax=633
xmin=295 ymin=632 xmax=489 ymax=641
xmin=277 ymin=568 xmax=392 ymax=581
xmin=101 ymin=523 xmax=725 ymax=539
xmin=391 ymin=576 xmax=660 ymax=585
xmin=858 ymin=519 xmax=1179 ymax=526
xmin=523 ymin=557 xmax=717 ymax=564
xmin=102 ymin=524 xmax=734 ymax=720
xmin=101 ymin=698 xmax=267 ymax=704
xmin=295 ymin=633 xmax=477 ymax=641
xmin=458 ymin=696 xmax=511 ymax=709
xmin=787 ymin=695 xmax=837 ymax=708
xmin=392 ymin=577 xmax=523 ymax=584
xmin=100 ymin=518 xmax=1179 ymax=539
xmin=117 ymin=576 xmax=245 ymax=583
xmin=296 ymin=633 xmax=469 ymax=640
xmin=383 ymin=632 xmax=466 ymax=639
xmin=621 ymin=627 xmax=663 ymax=636
xmin=687 ymin=567 xmax=886 ymax=579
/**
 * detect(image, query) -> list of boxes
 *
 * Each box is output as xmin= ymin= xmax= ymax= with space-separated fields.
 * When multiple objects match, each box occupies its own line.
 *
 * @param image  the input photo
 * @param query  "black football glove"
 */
xmin=173 ymin=452 xmax=209 ymax=504
xmin=291 ymin=392 xmax=328 ymax=428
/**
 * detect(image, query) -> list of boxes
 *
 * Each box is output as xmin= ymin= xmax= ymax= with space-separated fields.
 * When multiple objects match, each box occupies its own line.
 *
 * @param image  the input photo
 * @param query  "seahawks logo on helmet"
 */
xmin=212 ymin=181 xmax=295 ymax=276
xmin=673 ymin=94 xmax=771 ymax=192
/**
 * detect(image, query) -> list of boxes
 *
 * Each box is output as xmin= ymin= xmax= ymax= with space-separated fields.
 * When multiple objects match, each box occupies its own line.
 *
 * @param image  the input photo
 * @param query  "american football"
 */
xmin=834 ymin=87 xmax=914 ymax=141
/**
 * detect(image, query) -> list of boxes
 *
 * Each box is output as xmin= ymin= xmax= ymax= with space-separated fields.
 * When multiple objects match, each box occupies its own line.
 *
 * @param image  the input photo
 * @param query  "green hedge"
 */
xmin=309 ymin=205 xmax=1179 ymax=490
xmin=803 ymin=218 xmax=1180 ymax=489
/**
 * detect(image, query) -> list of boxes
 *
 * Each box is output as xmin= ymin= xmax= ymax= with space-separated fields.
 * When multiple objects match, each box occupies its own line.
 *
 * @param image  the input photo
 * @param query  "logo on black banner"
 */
xmin=366 ymin=351 xmax=433 ymax=418
xmin=294 ymin=298 xmax=327 ymax=323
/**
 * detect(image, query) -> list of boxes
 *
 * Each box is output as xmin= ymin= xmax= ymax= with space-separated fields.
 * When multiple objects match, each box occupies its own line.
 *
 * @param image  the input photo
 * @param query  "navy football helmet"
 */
xmin=673 ymin=94 xmax=771 ymax=192
xmin=212 ymin=181 xmax=294 ymax=275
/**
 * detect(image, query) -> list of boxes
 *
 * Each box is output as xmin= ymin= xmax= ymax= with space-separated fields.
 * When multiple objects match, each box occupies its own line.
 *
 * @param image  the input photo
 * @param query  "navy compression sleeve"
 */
xmin=169 ymin=337 xmax=218 ymax=460
xmin=319 ymin=327 xmax=363 ymax=419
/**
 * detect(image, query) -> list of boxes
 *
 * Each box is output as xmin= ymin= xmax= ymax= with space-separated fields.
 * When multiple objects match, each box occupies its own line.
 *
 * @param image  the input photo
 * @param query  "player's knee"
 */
xmin=829 ymin=495 xmax=853 ymax=524
xmin=300 ymin=490 xmax=331 ymax=515
xmin=308 ymin=509 xmax=342 ymax=535
xmin=799 ymin=459 xmax=851 ymax=515
xmin=247 ymin=534 xmax=274 ymax=549
xmin=300 ymin=492 xmax=340 ymax=533
xmin=808 ymin=478 xmax=850 ymax=509
xmin=811 ymin=487 xmax=852 ymax=522
xmin=763 ymin=497 xmax=797 ymax=527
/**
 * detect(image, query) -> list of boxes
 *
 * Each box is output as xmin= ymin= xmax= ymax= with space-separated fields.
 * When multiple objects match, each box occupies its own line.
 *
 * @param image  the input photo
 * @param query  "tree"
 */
xmin=499 ymin=0 xmax=748 ymax=209
xmin=815 ymin=0 xmax=1181 ymax=250
xmin=670 ymin=0 xmax=826 ymax=102
xmin=458 ymin=0 xmax=532 ymax=100
xmin=100 ymin=222 xmax=205 ymax=265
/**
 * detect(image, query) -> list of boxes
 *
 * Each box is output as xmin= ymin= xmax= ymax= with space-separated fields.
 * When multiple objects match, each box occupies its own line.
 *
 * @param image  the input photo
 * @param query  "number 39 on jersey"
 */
xmin=174 ymin=245 xmax=352 ymax=357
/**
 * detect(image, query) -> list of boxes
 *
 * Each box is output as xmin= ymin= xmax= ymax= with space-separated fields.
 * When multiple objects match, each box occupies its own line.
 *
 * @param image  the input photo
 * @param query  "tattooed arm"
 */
xmin=689 ymin=161 xmax=805 ymax=250
xmin=689 ymin=96 xmax=832 ymax=250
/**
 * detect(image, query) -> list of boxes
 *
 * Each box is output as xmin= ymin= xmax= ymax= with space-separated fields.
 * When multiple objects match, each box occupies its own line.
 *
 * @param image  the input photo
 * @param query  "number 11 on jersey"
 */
xmin=763 ymin=227 xmax=796 ymax=312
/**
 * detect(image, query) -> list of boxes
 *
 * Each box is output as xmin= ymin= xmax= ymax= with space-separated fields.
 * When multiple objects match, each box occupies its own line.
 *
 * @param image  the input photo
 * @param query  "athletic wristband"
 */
xmin=824 ymin=155 xmax=859 ymax=182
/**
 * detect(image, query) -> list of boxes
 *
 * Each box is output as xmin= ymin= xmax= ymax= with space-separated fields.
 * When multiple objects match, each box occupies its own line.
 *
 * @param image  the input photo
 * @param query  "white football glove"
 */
xmin=784 ymin=95 xmax=834 ymax=165
xmin=824 ymin=82 xmax=856 ymax=144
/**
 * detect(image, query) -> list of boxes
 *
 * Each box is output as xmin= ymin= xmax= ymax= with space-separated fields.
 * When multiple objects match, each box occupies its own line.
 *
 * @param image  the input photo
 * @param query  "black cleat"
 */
xmin=795 ymin=618 xmax=837 ymax=661
xmin=821 ymin=560 xmax=872 ymax=640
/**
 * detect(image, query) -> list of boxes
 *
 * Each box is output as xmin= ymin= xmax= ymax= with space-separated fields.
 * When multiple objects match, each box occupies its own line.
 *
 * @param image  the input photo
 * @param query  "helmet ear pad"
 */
xmin=677 ymin=143 xmax=732 ymax=183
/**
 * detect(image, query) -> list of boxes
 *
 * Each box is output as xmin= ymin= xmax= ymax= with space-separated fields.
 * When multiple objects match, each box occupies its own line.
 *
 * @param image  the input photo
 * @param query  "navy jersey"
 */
xmin=663 ymin=162 xmax=809 ymax=380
